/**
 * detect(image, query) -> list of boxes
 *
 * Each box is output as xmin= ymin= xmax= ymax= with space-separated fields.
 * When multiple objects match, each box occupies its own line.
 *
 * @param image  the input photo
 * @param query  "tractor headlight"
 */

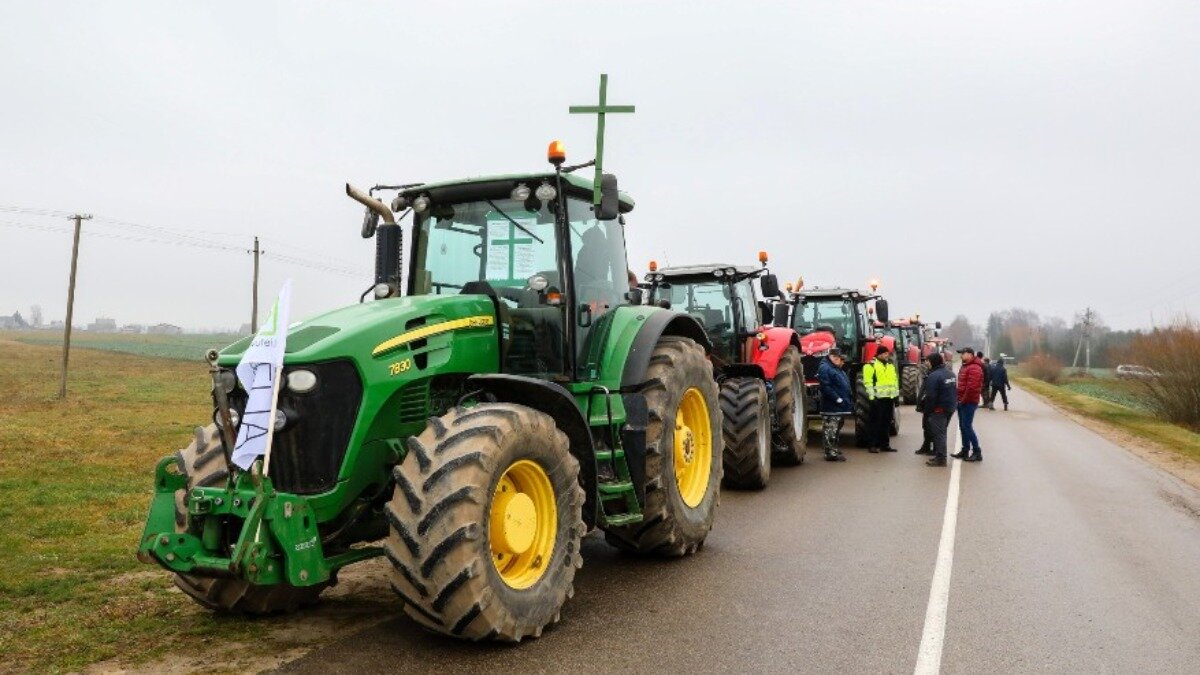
xmin=374 ymin=282 xmax=395 ymax=300
xmin=713 ymin=269 xmax=725 ymax=277
xmin=274 ymin=409 xmax=288 ymax=431
xmin=391 ymin=195 xmax=408 ymax=212
xmin=286 ymin=369 xmax=318 ymax=393
xmin=535 ymin=182 xmax=557 ymax=201
xmin=213 ymin=408 xmax=241 ymax=428
xmin=510 ymin=184 xmax=531 ymax=201
xmin=412 ymin=195 xmax=430 ymax=213
xmin=215 ymin=369 xmax=237 ymax=394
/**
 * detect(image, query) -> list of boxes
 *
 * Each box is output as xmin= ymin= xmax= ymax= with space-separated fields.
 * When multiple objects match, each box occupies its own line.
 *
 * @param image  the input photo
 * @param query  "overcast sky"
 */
xmin=1 ymin=1 xmax=1196 ymax=332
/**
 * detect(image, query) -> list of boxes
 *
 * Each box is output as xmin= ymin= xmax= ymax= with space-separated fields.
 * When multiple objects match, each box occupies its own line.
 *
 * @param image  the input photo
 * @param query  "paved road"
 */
xmin=279 ymin=387 xmax=1200 ymax=674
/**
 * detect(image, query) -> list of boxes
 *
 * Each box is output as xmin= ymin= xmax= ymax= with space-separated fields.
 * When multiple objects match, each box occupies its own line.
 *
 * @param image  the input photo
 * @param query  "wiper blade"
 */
xmin=486 ymin=200 xmax=544 ymax=244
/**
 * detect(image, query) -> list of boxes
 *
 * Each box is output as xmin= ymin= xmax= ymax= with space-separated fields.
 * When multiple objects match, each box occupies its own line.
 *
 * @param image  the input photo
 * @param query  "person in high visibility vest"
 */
xmin=863 ymin=345 xmax=900 ymax=453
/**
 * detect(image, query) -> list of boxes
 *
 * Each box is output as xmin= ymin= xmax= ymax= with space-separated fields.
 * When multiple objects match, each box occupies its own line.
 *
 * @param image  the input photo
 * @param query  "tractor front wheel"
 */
xmin=901 ymin=365 xmax=921 ymax=405
xmin=605 ymin=336 xmax=721 ymax=556
xmin=384 ymin=403 xmax=584 ymax=642
xmin=771 ymin=346 xmax=807 ymax=466
xmin=171 ymin=425 xmax=330 ymax=614
xmin=853 ymin=375 xmax=871 ymax=448
xmin=720 ymin=377 xmax=770 ymax=489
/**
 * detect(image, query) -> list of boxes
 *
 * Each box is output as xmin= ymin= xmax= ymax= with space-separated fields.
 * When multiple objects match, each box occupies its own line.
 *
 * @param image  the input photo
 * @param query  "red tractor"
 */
xmin=875 ymin=316 xmax=941 ymax=404
xmin=779 ymin=285 xmax=897 ymax=447
xmin=645 ymin=254 xmax=807 ymax=488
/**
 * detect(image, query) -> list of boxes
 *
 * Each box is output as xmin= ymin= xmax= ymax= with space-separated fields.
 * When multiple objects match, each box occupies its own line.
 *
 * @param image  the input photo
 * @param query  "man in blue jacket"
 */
xmin=818 ymin=348 xmax=854 ymax=462
xmin=989 ymin=357 xmax=1011 ymax=410
xmin=919 ymin=352 xmax=958 ymax=467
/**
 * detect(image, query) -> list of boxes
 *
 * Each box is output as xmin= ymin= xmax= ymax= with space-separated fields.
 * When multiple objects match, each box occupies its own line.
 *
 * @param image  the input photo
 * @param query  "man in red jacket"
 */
xmin=951 ymin=347 xmax=984 ymax=462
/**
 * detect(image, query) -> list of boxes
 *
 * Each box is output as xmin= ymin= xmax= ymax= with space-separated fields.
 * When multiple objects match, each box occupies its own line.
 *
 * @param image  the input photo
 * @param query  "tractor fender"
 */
xmin=466 ymin=374 xmax=600 ymax=528
xmin=619 ymin=309 xmax=711 ymax=389
xmin=721 ymin=363 xmax=766 ymax=381
xmin=749 ymin=326 xmax=801 ymax=379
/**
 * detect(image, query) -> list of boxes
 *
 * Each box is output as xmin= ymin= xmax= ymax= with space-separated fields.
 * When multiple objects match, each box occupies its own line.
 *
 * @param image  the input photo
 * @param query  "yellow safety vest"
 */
xmin=863 ymin=359 xmax=899 ymax=400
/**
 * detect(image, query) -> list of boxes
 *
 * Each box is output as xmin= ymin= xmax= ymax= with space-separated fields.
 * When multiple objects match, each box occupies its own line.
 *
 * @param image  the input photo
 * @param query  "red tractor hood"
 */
xmin=800 ymin=331 xmax=837 ymax=357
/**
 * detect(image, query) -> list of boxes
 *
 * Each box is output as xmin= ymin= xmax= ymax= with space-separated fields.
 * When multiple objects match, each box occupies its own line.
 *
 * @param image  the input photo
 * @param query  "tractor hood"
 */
xmin=217 ymin=294 xmax=501 ymax=371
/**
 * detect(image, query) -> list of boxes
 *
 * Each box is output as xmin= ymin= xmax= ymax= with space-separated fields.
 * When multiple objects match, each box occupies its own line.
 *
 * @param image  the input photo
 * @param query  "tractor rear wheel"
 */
xmin=605 ymin=336 xmax=721 ymax=556
xmin=853 ymin=375 xmax=871 ymax=448
xmin=901 ymin=365 xmax=921 ymax=405
xmin=720 ymin=377 xmax=770 ymax=489
xmin=771 ymin=346 xmax=807 ymax=466
xmin=171 ymin=425 xmax=330 ymax=614
xmin=384 ymin=403 xmax=584 ymax=642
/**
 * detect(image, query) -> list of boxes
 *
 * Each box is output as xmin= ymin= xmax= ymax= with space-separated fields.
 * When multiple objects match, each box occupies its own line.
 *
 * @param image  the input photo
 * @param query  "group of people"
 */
xmin=816 ymin=344 xmax=1012 ymax=466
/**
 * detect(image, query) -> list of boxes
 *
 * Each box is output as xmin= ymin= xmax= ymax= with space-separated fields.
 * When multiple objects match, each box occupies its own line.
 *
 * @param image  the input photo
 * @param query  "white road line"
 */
xmin=914 ymin=424 xmax=963 ymax=675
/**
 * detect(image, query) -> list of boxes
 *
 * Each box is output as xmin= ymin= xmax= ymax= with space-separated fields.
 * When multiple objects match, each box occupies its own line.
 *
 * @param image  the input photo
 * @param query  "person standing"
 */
xmin=920 ymin=352 xmax=957 ymax=466
xmin=817 ymin=348 xmax=853 ymax=462
xmin=981 ymin=357 xmax=994 ymax=408
xmin=991 ymin=357 xmax=1011 ymax=410
xmin=862 ymin=346 xmax=899 ymax=453
xmin=951 ymin=348 xmax=984 ymax=462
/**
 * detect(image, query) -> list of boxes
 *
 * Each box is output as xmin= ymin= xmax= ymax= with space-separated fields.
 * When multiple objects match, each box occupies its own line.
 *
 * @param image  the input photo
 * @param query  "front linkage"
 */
xmin=137 ymin=456 xmax=380 ymax=587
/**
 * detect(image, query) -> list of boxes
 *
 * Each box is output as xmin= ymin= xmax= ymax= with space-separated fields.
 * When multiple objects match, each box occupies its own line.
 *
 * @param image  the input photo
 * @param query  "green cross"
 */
xmin=492 ymin=222 xmax=533 ymax=281
xmin=569 ymin=73 xmax=635 ymax=205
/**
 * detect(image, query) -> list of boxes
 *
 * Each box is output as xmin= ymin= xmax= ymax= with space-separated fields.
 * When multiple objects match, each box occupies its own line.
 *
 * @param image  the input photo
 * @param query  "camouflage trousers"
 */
xmin=822 ymin=414 xmax=846 ymax=455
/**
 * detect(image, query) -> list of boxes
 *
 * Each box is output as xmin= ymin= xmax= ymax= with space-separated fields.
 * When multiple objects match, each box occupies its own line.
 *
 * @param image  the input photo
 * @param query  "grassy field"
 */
xmin=0 ymin=330 xmax=243 ymax=362
xmin=0 ymin=340 xmax=392 ymax=673
xmin=1016 ymin=376 xmax=1200 ymax=465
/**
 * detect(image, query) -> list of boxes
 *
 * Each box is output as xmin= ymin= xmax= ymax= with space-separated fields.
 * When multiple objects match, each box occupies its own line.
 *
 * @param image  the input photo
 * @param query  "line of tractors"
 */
xmin=136 ymin=98 xmax=954 ymax=643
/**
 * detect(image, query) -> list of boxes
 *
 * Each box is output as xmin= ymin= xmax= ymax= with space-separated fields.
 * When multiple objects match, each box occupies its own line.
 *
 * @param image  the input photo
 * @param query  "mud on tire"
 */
xmin=720 ymin=377 xmax=770 ymax=490
xmin=604 ymin=336 xmax=722 ymax=556
xmin=383 ymin=403 xmax=585 ymax=642
xmin=771 ymin=346 xmax=808 ymax=465
xmin=171 ymin=425 xmax=329 ymax=614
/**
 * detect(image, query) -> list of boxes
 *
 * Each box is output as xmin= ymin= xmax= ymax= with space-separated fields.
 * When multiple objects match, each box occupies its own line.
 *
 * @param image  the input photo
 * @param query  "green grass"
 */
xmin=0 ymin=329 xmax=242 ymax=361
xmin=0 ymin=341 xmax=363 ymax=672
xmin=1016 ymin=376 xmax=1200 ymax=464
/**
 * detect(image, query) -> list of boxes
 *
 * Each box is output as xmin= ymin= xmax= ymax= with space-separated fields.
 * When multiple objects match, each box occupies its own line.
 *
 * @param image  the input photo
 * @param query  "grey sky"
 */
xmin=1 ymin=1 xmax=1196 ymax=332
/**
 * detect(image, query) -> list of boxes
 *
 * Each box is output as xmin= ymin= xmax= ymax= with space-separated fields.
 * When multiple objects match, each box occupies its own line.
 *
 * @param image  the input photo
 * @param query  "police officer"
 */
xmin=818 ymin=348 xmax=853 ymax=462
xmin=862 ymin=345 xmax=899 ymax=453
xmin=919 ymin=352 xmax=957 ymax=467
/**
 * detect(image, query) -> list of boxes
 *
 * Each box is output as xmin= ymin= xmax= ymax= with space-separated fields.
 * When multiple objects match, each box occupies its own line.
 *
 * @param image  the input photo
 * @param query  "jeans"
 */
xmin=958 ymin=402 xmax=980 ymax=451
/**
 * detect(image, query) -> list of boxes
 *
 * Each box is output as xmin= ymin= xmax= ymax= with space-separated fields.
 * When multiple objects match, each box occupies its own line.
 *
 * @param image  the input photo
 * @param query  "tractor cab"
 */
xmin=643 ymin=256 xmax=782 ymax=366
xmin=788 ymin=287 xmax=889 ymax=366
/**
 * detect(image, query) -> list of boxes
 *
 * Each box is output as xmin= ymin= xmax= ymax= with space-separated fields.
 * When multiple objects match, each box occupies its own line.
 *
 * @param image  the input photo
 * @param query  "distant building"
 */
xmin=148 ymin=323 xmax=183 ymax=335
xmin=88 ymin=317 xmax=117 ymax=332
xmin=120 ymin=324 xmax=144 ymax=334
xmin=0 ymin=311 xmax=29 ymax=330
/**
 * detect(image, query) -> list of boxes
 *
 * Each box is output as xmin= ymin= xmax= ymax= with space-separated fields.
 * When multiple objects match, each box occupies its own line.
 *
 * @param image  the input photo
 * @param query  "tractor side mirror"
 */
xmin=759 ymin=301 xmax=772 ymax=325
xmin=772 ymin=303 xmax=790 ymax=326
xmin=361 ymin=207 xmax=380 ymax=239
xmin=935 ymin=320 xmax=942 ymax=329
xmin=759 ymin=273 xmax=781 ymax=298
xmin=875 ymin=299 xmax=889 ymax=323
xmin=625 ymin=288 xmax=644 ymax=306
xmin=597 ymin=173 xmax=620 ymax=221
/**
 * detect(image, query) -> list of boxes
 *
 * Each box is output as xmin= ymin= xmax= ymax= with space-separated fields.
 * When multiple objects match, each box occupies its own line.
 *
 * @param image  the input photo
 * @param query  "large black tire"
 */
xmin=720 ymin=377 xmax=770 ymax=489
xmin=171 ymin=425 xmax=330 ymax=614
xmin=853 ymin=374 xmax=871 ymax=448
xmin=605 ymin=336 xmax=721 ymax=556
xmin=384 ymin=404 xmax=585 ymax=642
xmin=901 ymin=364 xmax=922 ymax=405
xmin=771 ymin=346 xmax=807 ymax=466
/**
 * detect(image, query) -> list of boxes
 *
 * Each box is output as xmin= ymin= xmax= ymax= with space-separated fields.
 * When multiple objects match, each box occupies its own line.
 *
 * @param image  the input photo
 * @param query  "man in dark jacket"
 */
xmin=817 ymin=348 xmax=853 ymax=462
xmin=952 ymin=348 xmax=985 ymax=462
xmin=919 ymin=352 xmax=957 ymax=466
xmin=990 ymin=358 xmax=1011 ymax=410
xmin=981 ymin=357 xmax=994 ymax=408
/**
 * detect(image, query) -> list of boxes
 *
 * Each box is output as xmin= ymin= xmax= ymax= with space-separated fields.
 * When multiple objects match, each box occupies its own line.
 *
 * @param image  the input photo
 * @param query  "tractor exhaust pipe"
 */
xmin=346 ymin=183 xmax=403 ymax=290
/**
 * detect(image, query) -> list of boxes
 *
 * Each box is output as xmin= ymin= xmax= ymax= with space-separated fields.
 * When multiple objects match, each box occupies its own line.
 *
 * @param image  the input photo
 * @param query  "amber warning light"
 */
xmin=649 ymin=260 xmax=658 ymax=272
xmin=548 ymin=140 xmax=566 ymax=166
xmin=758 ymin=250 xmax=769 ymax=266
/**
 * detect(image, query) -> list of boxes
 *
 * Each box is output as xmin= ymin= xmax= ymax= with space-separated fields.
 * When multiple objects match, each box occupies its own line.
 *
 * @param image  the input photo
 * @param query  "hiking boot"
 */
xmin=965 ymin=450 xmax=983 ymax=463
xmin=926 ymin=457 xmax=947 ymax=467
xmin=950 ymin=450 xmax=968 ymax=460
xmin=825 ymin=451 xmax=846 ymax=462
xmin=915 ymin=447 xmax=933 ymax=455
xmin=1004 ymin=404 xmax=1008 ymax=411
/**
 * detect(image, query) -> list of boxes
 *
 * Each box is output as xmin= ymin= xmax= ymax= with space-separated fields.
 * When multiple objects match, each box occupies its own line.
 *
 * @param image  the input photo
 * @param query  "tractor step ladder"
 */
xmin=589 ymin=389 xmax=643 ymax=527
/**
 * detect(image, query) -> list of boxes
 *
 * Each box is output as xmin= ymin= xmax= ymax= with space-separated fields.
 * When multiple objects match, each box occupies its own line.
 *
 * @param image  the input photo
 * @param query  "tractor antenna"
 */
xmin=569 ymin=73 xmax=635 ymax=206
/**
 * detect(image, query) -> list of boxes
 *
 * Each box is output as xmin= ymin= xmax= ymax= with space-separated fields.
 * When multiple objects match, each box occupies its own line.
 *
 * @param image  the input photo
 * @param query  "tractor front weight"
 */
xmin=137 ymin=455 xmax=380 ymax=587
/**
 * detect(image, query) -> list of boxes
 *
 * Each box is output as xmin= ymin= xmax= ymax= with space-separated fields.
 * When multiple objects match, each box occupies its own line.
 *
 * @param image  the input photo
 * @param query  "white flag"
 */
xmin=231 ymin=280 xmax=292 ymax=470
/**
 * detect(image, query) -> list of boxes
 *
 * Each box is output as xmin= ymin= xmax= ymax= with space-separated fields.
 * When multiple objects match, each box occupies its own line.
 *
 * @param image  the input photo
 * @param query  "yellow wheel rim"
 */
xmin=490 ymin=459 xmax=557 ymax=589
xmin=673 ymin=387 xmax=713 ymax=508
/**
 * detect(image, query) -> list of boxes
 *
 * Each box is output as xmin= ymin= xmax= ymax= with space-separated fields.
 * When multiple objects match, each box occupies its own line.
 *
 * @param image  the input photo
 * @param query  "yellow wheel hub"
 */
xmin=490 ymin=459 xmax=557 ymax=589
xmin=673 ymin=387 xmax=713 ymax=508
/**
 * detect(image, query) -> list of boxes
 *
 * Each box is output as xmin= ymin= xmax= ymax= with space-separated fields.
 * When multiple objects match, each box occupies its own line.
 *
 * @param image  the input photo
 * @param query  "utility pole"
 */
xmin=249 ymin=236 xmax=261 ymax=333
xmin=1071 ymin=307 xmax=1094 ymax=372
xmin=59 ymin=213 xmax=92 ymax=399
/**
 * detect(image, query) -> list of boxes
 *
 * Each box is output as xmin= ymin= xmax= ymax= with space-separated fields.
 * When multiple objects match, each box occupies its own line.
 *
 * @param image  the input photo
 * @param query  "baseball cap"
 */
xmin=957 ymin=347 xmax=975 ymax=355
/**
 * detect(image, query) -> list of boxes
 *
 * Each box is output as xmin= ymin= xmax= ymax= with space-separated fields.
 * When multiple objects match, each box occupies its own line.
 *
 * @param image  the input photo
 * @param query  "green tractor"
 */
xmin=137 ymin=103 xmax=723 ymax=641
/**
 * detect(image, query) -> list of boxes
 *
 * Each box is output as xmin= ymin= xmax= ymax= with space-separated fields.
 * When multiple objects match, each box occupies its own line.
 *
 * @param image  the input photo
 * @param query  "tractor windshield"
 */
xmin=660 ymin=279 xmax=739 ymax=356
xmin=793 ymin=298 xmax=859 ymax=355
xmin=410 ymin=195 xmax=629 ymax=378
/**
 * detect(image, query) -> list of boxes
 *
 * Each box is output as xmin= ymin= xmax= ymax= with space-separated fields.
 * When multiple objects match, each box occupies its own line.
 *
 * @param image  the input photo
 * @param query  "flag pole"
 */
xmin=260 ymin=357 xmax=285 ymax=477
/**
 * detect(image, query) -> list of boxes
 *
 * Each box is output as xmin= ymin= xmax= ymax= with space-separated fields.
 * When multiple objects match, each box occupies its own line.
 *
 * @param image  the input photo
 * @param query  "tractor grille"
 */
xmin=269 ymin=360 xmax=363 ymax=495
xmin=397 ymin=379 xmax=430 ymax=424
